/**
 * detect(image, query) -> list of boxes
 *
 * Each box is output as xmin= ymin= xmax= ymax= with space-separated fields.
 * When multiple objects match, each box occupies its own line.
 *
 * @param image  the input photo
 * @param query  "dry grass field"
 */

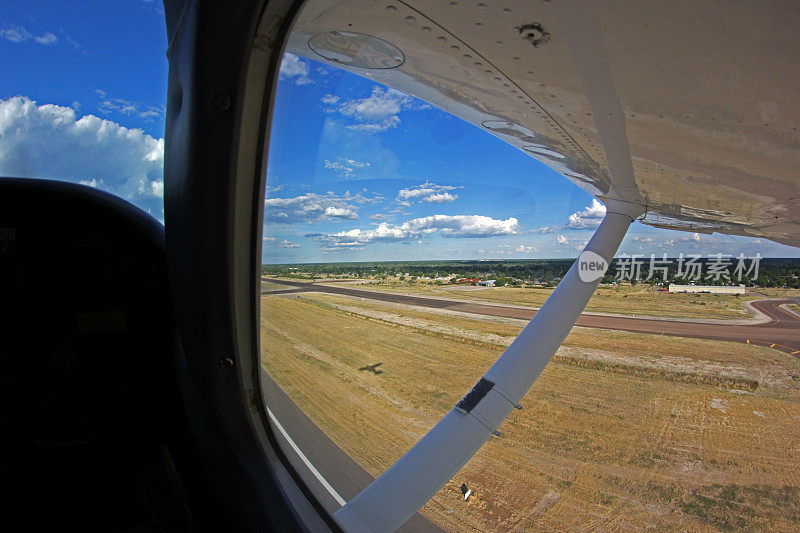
xmin=756 ymin=288 xmax=800 ymax=298
xmin=260 ymin=293 xmax=800 ymax=531
xmin=321 ymin=281 xmax=756 ymax=321
xmin=261 ymin=280 xmax=293 ymax=292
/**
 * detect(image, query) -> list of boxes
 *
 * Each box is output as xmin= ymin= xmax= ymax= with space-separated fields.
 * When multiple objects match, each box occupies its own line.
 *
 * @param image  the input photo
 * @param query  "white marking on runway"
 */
xmin=267 ymin=407 xmax=347 ymax=507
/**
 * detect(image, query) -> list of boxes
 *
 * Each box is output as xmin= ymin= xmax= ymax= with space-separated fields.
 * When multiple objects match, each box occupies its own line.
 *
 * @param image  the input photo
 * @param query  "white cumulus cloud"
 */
xmin=531 ymin=225 xmax=557 ymax=234
xmin=320 ymin=94 xmax=340 ymax=105
xmin=397 ymin=181 xmax=460 ymax=204
xmin=323 ymin=157 xmax=370 ymax=177
xmin=677 ymin=232 xmax=705 ymax=244
xmin=0 ymin=25 xmax=31 ymax=43
xmin=1 ymin=24 xmax=58 ymax=45
xmin=325 ymin=87 xmax=423 ymax=133
xmin=515 ymin=244 xmax=537 ymax=253
xmin=279 ymin=53 xmax=312 ymax=85
xmin=324 ymin=206 xmax=358 ymax=219
xmin=34 ymin=32 xmax=57 ymax=45
xmin=423 ymin=192 xmax=457 ymax=203
xmin=557 ymin=234 xmax=588 ymax=249
xmin=95 ymin=89 xmax=164 ymax=121
xmin=318 ymin=214 xmax=518 ymax=245
xmin=264 ymin=191 xmax=374 ymax=223
xmin=567 ymin=198 xmax=606 ymax=229
xmin=0 ymin=96 xmax=164 ymax=213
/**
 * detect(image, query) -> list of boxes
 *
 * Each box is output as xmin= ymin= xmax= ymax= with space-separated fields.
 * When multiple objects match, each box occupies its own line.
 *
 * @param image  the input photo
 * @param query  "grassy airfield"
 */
xmin=260 ymin=291 xmax=800 ymax=531
xmin=307 ymin=280 xmax=762 ymax=321
xmin=757 ymin=288 xmax=800 ymax=299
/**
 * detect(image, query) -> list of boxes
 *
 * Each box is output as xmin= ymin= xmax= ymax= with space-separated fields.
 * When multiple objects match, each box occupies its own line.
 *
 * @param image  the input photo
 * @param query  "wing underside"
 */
xmin=285 ymin=0 xmax=800 ymax=246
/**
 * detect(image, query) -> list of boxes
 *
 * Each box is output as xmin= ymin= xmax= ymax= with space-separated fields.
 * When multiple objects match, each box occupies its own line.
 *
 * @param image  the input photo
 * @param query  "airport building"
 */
xmin=668 ymin=284 xmax=746 ymax=294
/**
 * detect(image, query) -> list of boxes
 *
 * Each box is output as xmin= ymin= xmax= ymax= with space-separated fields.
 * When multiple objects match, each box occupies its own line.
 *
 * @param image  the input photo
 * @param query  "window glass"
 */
xmin=261 ymin=51 xmax=800 ymax=531
xmin=0 ymin=2 xmax=168 ymax=222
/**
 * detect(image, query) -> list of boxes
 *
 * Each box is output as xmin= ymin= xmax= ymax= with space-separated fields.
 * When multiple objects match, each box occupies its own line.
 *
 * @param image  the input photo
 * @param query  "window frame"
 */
xmin=163 ymin=0 xmax=339 ymax=530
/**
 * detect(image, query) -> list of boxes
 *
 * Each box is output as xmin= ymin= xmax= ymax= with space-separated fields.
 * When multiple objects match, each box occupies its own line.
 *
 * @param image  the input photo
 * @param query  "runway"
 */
xmin=260 ymin=368 xmax=443 ymax=532
xmin=258 ymin=278 xmax=798 ymax=530
xmin=262 ymin=278 xmax=800 ymax=355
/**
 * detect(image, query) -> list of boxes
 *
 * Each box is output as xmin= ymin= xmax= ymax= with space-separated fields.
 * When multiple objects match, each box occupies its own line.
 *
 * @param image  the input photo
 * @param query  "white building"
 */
xmin=477 ymin=279 xmax=496 ymax=287
xmin=668 ymin=284 xmax=745 ymax=294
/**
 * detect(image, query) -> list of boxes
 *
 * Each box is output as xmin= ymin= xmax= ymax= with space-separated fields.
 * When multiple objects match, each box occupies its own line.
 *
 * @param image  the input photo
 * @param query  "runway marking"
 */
xmin=745 ymin=339 xmax=798 ymax=355
xmin=266 ymin=407 xmax=347 ymax=507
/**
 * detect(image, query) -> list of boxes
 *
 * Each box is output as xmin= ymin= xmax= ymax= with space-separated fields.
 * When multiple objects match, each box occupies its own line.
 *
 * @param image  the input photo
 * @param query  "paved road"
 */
xmin=263 ymin=279 xmax=800 ymax=355
xmin=261 ymin=369 xmax=443 ymax=532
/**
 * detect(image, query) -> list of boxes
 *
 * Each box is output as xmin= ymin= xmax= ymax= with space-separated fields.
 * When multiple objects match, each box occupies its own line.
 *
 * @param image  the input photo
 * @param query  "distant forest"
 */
xmin=262 ymin=257 xmax=800 ymax=288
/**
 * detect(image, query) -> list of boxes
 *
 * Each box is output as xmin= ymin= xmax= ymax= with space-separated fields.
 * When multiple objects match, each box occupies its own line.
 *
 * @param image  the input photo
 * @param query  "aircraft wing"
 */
xmin=285 ymin=0 xmax=800 ymax=246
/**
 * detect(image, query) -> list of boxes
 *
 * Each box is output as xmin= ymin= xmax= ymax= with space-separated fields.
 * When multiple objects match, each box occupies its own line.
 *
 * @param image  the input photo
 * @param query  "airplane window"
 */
xmin=0 ymin=3 xmax=168 ymax=223
xmin=260 ymin=46 xmax=800 ymax=531
xmin=6 ymin=1 xmax=798 ymax=530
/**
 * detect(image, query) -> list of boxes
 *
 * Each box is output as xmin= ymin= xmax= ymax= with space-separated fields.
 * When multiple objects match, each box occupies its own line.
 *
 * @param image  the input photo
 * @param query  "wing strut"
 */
xmin=334 ymin=205 xmax=639 ymax=532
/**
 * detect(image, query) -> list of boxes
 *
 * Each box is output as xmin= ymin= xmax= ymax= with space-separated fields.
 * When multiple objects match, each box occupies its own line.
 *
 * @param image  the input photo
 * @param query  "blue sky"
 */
xmin=1 ymin=2 xmax=797 ymax=262
xmin=0 ymin=1 xmax=167 ymax=138
xmin=262 ymin=54 xmax=800 ymax=262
